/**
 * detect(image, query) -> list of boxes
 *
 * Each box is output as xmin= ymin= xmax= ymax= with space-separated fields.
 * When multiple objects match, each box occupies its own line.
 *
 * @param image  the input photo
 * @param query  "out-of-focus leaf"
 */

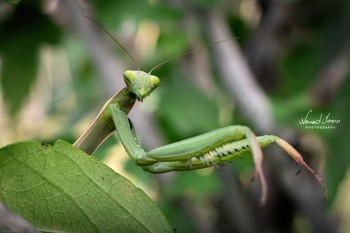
xmin=0 ymin=140 xmax=173 ymax=232
xmin=91 ymin=0 xmax=182 ymax=28
xmin=0 ymin=49 xmax=39 ymax=116
xmin=164 ymin=171 xmax=223 ymax=200
xmin=0 ymin=2 xmax=61 ymax=115
xmin=326 ymin=75 xmax=350 ymax=203
xmin=278 ymin=43 xmax=322 ymax=97
xmin=158 ymin=79 xmax=220 ymax=141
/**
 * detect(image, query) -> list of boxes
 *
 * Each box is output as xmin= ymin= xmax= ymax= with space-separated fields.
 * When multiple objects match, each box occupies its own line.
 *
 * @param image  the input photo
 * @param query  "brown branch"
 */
xmin=202 ymin=10 xmax=276 ymax=133
xmin=312 ymin=47 xmax=350 ymax=106
xmin=0 ymin=203 xmax=39 ymax=233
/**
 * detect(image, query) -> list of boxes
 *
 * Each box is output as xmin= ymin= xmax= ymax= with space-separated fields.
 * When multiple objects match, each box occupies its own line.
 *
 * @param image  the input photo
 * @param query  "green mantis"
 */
xmin=74 ymin=16 xmax=326 ymax=204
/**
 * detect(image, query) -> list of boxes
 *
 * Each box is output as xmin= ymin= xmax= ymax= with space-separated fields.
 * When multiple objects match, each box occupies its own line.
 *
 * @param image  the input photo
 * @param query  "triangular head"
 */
xmin=123 ymin=70 xmax=160 ymax=101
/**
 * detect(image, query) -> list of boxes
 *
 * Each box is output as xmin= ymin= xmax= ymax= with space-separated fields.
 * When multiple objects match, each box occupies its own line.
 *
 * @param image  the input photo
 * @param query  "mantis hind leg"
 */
xmin=144 ymin=125 xmax=268 ymax=203
xmin=144 ymin=133 xmax=327 ymax=204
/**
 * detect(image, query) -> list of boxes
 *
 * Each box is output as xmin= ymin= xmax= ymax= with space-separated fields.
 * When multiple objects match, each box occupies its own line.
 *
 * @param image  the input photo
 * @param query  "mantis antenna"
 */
xmin=148 ymin=37 xmax=233 ymax=74
xmin=82 ymin=15 xmax=141 ymax=71
xmin=82 ymin=15 xmax=233 ymax=75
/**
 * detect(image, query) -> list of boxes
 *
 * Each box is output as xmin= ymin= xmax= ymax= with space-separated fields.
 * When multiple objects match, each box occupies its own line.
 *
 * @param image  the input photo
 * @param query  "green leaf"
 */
xmin=0 ymin=140 xmax=173 ymax=232
xmin=0 ymin=49 xmax=39 ymax=116
xmin=0 ymin=2 xmax=61 ymax=115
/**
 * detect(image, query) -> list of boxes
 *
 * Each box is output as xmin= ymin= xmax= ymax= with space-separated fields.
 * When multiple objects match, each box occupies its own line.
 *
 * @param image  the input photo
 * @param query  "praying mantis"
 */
xmin=74 ymin=16 xmax=326 ymax=204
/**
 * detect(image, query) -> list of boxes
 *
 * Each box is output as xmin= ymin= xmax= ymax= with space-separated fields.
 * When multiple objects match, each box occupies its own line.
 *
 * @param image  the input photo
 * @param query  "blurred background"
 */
xmin=0 ymin=0 xmax=349 ymax=232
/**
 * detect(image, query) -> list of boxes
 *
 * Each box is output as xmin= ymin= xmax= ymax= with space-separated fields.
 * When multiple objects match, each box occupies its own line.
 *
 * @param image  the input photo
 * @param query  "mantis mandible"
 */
xmin=74 ymin=16 xmax=326 ymax=204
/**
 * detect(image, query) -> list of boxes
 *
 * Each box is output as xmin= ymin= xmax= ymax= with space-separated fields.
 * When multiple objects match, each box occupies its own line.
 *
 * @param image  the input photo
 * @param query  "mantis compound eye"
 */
xmin=123 ymin=70 xmax=135 ymax=85
xmin=149 ymin=75 xmax=160 ymax=88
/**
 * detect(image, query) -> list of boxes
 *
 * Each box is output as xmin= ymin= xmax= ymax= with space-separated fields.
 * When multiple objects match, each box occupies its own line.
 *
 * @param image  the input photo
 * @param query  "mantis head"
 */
xmin=123 ymin=70 xmax=160 ymax=101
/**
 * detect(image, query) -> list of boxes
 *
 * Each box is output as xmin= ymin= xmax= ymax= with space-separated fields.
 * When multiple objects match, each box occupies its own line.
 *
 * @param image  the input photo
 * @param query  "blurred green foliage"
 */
xmin=0 ymin=1 xmax=61 ymax=115
xmin=1 ymin=0 xmax=349 ymax=232
xmin=327 ymin=76 xmax=350 ymax=203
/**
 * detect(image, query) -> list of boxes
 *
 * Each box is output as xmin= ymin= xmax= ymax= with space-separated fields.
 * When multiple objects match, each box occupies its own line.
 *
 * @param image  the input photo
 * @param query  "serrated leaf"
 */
xmin=0 ymin=140 xmax=173 ymax=233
